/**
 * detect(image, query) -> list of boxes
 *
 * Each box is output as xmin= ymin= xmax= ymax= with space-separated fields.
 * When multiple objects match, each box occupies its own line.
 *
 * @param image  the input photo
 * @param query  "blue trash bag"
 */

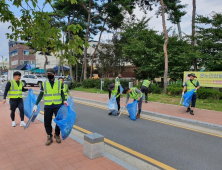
xmin=107 ymin=95 xmax=118 ymax=115
xmin=54 ymin=97 xmax=77 ymax=140
xmin=119 ymin=84 xmax=124 ymax=94
xmin=24 ymin=89 xmax=40 ymax=122
xmin=183 ymin=89 xmax=195 ymax=107
xmin=126 ymin=100 xmax=138 ymax=121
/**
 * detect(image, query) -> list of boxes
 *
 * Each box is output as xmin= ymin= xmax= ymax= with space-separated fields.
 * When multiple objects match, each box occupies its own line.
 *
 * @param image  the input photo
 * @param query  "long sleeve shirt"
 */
xmin=4 ymin=81 xmax=28 ymax=100
xmin=36 ymin=79 xmax=65 ymax=108
xmin=125 ymin=88 xmax=142 ymax=104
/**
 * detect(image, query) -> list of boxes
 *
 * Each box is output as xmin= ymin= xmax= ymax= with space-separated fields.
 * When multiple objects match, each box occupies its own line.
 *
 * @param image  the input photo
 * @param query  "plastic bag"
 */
xmin=183 ymin=89 xmax=195 ymax=107
xmin=119 ymin=84 xmax=124 ymax=94
xmin=126 ymin=100 xmax=138 ymax=121
xmin=54 ymin=97 xmax=76 ymax=140
xmin=142 ymin=93 xmax=145 ymax=101
xmin=107 ymin=95 xmax=118 ymax=115
xmin=24 ymin=89 xmax=40 ymax=122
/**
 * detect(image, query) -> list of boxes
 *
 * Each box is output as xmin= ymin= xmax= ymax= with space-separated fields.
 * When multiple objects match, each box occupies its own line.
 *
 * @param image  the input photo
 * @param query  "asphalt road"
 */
xmin=1 ymin=81 xmax=222 ymax=170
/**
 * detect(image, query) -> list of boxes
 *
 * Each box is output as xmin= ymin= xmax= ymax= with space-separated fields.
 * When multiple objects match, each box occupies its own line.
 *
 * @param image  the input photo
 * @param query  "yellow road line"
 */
xmin=75 ymin=101 xmax=222 ymax=138
xmin=39 ymin=110 xmax=176 ymax=170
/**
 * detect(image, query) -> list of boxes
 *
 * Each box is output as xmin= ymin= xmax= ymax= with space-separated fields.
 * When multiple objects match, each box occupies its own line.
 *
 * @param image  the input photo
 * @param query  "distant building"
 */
xmin=35 ymin=51 xmax=62 ymax=70
xmin=0 ymin=62 xmax=9 ymax=68
xmin=8 ymin=41 xmax=35 ymax=69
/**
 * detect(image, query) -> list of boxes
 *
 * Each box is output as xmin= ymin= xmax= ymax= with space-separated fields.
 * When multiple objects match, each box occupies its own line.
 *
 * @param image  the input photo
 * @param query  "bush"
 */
xmin=151 ymin=83 xmax=163 ymax=94
xmin=71 ymin=82 xmax=81 ymax=89
xmin=197 ymin=88 xmax=222 ymax=100
xmin=167 ymin=85 xmax=183 ymax=96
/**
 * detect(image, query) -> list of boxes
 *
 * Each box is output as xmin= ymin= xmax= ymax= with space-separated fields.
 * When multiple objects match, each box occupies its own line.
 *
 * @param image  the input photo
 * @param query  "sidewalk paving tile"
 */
xmin=0 ymin=102 xmax=126 ymax=170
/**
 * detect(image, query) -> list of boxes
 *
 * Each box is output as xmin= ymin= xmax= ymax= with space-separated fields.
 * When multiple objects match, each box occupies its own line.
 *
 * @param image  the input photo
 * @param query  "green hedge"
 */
xmin=81 ymin=79 xmax=134 ymax=91
xmin=74 ymin=79 xmax=222 ymax=100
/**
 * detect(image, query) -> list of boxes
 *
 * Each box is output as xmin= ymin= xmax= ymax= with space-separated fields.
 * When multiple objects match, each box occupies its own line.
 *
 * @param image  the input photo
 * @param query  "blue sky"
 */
xmin=1 ymin=0 xmax=222 ymax=61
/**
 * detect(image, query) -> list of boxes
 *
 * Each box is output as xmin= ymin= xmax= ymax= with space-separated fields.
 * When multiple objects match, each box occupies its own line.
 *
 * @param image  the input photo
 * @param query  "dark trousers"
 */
xmin=141 ymin=86 xmax=148 ymax=101
xmin=134 ymin=98 xmax=143 ymax=114
xmin=116 ymin=96 xmax=120 ymax=111
xmin=190 ymin=93 xmax=197 ymax=108
xmin=44 ymin=107 xmax=61 ymax=136
xmin=10 ymin=99 xmax=24 ymax=121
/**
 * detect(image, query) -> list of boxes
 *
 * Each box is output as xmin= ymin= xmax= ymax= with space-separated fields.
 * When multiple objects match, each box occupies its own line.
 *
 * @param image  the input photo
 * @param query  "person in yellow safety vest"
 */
xmin=140 ymin=79 xmax=152 ymax=103
xmin=115 ymin=74 xmax=122 ymax=89
xmin=58 ymin=77 xmax=71 ymax=100
xmin=2 ymin=71 xmax=30 ymax=127
xmin=32 ymin=68 xmax=68 ymax=146
xmin=108 ymin=83 xmax=120 ymax=116
xmin=182 ymin=73 xmax=200 ymax=115
xmin=124 ymin=87 xmax=143 ymax=119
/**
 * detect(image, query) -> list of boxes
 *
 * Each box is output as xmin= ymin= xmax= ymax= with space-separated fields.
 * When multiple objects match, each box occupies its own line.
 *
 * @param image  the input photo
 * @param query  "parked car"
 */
xmin=21 ymin=74 xmax=46 ymax=87
xmin=0 ymin=75 xmax=8 ymax=82
xmin=55 ymin=76 xmax=71 ymax=89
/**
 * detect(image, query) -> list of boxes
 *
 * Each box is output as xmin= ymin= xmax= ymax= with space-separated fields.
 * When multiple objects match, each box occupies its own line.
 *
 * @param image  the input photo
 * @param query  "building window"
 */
xmin=23 ymin=51 xmax=29 ymax=55
xmin=11 ymin=60 xmax=18 ymax=66
xmin=21 ymin=60 xmax=35 ymax=65
xmin=11 ymin=51 xmax=18 ymax=57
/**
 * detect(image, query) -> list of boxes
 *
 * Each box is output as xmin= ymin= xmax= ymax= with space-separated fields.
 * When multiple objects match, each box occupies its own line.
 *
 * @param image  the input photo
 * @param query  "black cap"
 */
xmin=13 ymin=71 xmax=21 ymax=76
xmin=47 ymin=68 xmax=55 ymax=74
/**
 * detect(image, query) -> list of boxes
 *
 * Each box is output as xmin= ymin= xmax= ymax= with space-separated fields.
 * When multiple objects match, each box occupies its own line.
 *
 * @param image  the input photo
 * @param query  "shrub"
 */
xmin=167 ymin=86 xmax=183 ymax=96
xmin=71 ymin=82 xmax=81 ymax=89
xmin=197 ymin=88 xmax=222 ymax=100
xmin=151 ymin=83 xmax=163 ymax=94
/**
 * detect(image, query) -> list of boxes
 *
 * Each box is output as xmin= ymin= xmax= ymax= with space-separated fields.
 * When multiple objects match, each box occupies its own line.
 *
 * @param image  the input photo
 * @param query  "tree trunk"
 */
xmin=83 ymin=0 xmax=92 ymax=80
xmin=69 ymin=63 xmax=74 ymax=82
xmin=191 ymin=0 xmax=197 ymax=71
xmin=177 ymin=22 xmax=182 ymax=39
xmin=43 ymin=52 xmax=48 ymax=75
xmin=160 ymin=0 xmax=169 ymax=94
xmin=76 ymin=59 xmax=78 ymax=82
xmin=90 ymin=18 xmax=107 ymax=78
xmin=58 ymin=60 xmax=61 ymax=76
xmin=80 ymin=61 xmax=84 ymax=83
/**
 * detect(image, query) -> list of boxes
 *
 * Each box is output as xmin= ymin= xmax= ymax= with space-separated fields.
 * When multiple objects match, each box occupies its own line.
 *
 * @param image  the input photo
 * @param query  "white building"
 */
xmin=35 ymin=51 xmax=65 ymax=69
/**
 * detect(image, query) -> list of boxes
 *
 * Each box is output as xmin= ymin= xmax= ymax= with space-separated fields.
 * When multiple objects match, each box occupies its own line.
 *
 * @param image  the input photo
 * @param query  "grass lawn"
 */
xmin=73 ymin=87 xmax=222 ymax=112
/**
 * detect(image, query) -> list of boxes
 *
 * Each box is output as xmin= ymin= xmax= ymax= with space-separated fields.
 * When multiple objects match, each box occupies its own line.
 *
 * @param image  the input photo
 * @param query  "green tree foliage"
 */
xmin=121 ymin=17 xmax=194 ymax=80
xmin=195 ymin=12 xmax=222 ymax=71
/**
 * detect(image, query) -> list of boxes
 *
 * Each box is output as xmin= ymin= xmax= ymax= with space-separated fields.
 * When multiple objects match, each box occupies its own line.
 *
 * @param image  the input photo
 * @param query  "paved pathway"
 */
xmin=71 ymin=90 xmax=222 ymax=126
xmin=0 ymin=102 xmax=126 ymax=170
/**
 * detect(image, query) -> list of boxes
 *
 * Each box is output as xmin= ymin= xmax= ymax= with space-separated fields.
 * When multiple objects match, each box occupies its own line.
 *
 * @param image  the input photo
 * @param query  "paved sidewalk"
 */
xmin=71 ymin=91 xmax=222 ymax=126
xmin=0 ymin=103 xmax=126 ymax=170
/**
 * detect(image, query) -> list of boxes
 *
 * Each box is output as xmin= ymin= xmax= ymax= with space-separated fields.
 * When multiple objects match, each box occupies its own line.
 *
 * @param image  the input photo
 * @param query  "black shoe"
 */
xmin=190 ymin=110 xmax=194 ymax=115
xmin=186 ymin=108 xmax=190 ymax=112
xmin=145 ymin=101 xmax=148 ymax=103
xmin=108 ymin=112 xmax=112 ymax=115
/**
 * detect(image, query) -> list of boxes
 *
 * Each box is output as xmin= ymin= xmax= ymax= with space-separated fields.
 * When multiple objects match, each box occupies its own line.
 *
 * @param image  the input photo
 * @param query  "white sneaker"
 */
xmin=20 ymin=121 xmax=26 ymax=127
xmin=12 ymin=121 xmax=16 ymax=127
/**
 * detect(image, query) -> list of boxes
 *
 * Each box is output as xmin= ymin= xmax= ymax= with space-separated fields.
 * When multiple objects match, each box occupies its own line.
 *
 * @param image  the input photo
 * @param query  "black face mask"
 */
xmin=47 ymin=75 xmax=54 ymax=80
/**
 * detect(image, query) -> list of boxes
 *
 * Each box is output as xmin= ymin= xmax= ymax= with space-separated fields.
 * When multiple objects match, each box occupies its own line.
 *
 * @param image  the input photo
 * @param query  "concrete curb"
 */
xmin=73 ymin=97 xmax=222 ymax=132
xmin=36 ymin=116 xmax=139 ymax=170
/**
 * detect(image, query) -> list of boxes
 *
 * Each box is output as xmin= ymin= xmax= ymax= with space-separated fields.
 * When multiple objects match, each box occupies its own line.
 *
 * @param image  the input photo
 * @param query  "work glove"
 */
xmin=64 ymin=101 xmax=68 ymax=106
xmin=182 ymin=92 xmax=184 ymax=96
xmin=33 ymin=105 xmax=38 ymax=113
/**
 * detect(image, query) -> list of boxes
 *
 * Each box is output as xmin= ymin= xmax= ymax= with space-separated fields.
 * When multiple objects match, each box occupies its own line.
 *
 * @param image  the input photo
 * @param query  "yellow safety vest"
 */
xmin=63 ymin=84 xmax=68 ymax=100
xmin=142 ymin=80 xmax=151 ymax=88
xmin=186 ymin=80 xmax=197 ymax=92
xmin=111 ymin=84 xmax=120 ymax=98
xmin=43 ymin=79 xmax=62 ymax=105
xmin=115 ymin=77 xmax=120 ymax=87
xmin=129 ymin=87 xmax=140 ymax=100
xmin=8 ymin=80 xmax=23 ymax=99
